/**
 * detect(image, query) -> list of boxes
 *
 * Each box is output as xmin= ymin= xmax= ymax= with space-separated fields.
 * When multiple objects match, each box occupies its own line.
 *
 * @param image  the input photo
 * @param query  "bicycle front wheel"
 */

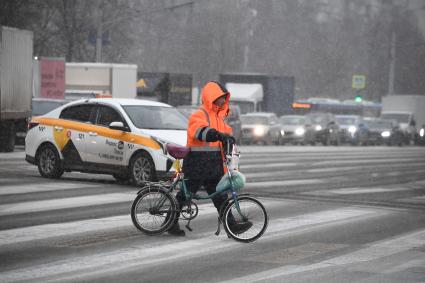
xmin=223 ymin=196 xmax=268 ymax=243
xmin=131 ymin=187 xmax=177 ymax=235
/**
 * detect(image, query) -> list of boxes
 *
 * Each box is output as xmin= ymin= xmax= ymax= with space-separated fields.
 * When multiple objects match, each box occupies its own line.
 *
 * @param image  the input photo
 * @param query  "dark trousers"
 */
xmin=175 ymin=178 xmax=228 ymax=220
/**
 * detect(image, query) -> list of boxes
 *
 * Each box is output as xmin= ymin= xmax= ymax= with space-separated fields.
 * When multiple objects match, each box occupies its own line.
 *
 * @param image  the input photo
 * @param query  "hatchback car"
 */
xmin=279 ymin=115 xmax=314 ymax=145
xmin=25 ymin=98 xmax=188 ymax=185
xmin=240 ymin=112 xmax=283 ymax=145
xmin=306 ymin=112 xmax=340 ymax=145
xmin=335 ymin=115 xmax=368 ymax=145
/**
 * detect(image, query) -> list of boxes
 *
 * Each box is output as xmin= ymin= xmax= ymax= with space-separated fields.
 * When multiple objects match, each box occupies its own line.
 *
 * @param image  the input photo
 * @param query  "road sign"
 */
xmin=352 ymin=74 xmax=366 ymax=89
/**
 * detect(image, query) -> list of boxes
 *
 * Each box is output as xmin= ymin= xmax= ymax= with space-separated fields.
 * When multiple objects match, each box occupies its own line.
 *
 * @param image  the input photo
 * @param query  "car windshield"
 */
xmin=381 ymin=113 xmax=410 ymax=124
xmin=280 ymin=116 xmax=305 ymax=125
xmin=32 ymin=101 xmax=65 ymax=116
xmin=123 ymin=105 xmax=188 ymax=130
xmin=366 ymin=120 xmax=393 ymax=129
xmin=232 ymin=101 xmax=255 ymax=114
xmin=241 ymin=116 xmax=269 ymax=125
xmin=307 ymin=114 xmax=325 ymax=124
xmin=336 ymin=117 xmax=356 ymax=125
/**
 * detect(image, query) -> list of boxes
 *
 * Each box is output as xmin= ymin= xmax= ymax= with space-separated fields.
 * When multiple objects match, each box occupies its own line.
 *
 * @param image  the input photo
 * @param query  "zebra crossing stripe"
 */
xmin=0 ymin=199 xmax=288 ymax=246
xmin=0 ymin=206 xmax=386 ymax=282
xmin=0 ymin=182 xmax=103 ymax=195
xmin=221 ymin=228 xmax=425 ymax=283
xmin=0 ymin=193 xmax=134 ymax=216
xmin=245 ymin=179 xmax=323 ymax=188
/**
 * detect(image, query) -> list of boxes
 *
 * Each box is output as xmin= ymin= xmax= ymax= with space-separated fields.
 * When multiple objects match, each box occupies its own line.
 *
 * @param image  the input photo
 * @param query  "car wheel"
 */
xmin=37 ymin=144 xmax=64 ymax=178
xmin=130 ymin=151 xmax=157 ymax=186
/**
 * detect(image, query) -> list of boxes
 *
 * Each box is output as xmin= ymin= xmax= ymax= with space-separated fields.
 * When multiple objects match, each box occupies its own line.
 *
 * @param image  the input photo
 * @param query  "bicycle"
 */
xmin=130 ymin=142 xmax=268 ymax=243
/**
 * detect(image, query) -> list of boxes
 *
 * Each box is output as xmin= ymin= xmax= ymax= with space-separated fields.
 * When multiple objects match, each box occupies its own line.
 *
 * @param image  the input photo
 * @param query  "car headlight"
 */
xmin=420 ymin=128 xmax=425 ymax=137
xmin=348 ymin=126 xmax=357 ymax=134
xmin=315 ymin=125 xmax=322 ymax=131
xmin=381 ymin=131 xmax=391 ymax=138
xmin=280 ymin=129 xmax=285 ymax=136
xmin=151 ymin=136 xmax=168 ymax=155
xmin=295 ymin=127 xmax=305 ymax=136
xmin=254 ymin=126 xmax=267 ymax=136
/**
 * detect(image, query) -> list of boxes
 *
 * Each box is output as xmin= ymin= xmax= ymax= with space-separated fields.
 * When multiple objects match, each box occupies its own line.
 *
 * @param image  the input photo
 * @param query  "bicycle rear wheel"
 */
xmin=131 ymin=187 xmax=177 ymax=235
xmin=223 ymin=196 xmax=268 ymax=243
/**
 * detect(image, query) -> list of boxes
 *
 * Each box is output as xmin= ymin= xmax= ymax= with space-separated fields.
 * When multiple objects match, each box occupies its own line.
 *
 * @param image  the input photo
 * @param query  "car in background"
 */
xmin=176 ymin=104 xmax=198 ymax=119
xmin=380 ymin=111 xmax=416 ymax=145
xmin=306 ymin=112 xmax=340 ymax=145
xmin=416 ymin=124 xmax=425 ymax=145
xmin=335 ymin=115 xmax=368 ymax=145
xmin=363 ymin=118 xmax=404 ymax=146
xmin=25 ymin=98 xmax=187 ymax=185
xmin=279 ymin=115 xmax=314 ymax=145
xmin=240 ymin=112 xmax=283 ymax=145
xmin=32 ymin=98 xmax=68 ymax=117
xmin=225 ymin=104 xmax=242 ymax=144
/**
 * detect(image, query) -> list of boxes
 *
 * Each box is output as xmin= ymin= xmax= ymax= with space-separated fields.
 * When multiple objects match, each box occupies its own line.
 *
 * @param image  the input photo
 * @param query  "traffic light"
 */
xmin=355 ymin=95 xmax=362 ymax=103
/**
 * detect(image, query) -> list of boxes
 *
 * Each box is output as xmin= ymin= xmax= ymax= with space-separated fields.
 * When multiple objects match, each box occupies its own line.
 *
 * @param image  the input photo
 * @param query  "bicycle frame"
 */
xmin=166 ymin=143 xmax=246 ymax=219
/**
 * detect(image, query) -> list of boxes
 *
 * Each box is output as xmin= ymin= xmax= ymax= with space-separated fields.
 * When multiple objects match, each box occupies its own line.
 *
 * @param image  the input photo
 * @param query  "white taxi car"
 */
xmin=25 ymin=98 xmax=187 ymax=185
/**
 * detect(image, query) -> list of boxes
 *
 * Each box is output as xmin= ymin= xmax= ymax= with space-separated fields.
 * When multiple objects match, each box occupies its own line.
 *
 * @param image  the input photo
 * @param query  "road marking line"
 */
xmin=245 ymin=179 xmax=323 ymax=188
xmin=0 ymin=199 xmax=288 ymax=246
xmin=302 ymin=187 xmax=410 ymax=196
xmin=221 ymin=228 xmax=425 ymax=283
xmin=0 ymin=182 xmax=103 ymax=195
xmin=242 ymin=162 xmax=298 ymax=169
xmin=0 ymin=193 xmax=134 ymax=216
xmin=0 ymin=206 xmax=385 ymax=282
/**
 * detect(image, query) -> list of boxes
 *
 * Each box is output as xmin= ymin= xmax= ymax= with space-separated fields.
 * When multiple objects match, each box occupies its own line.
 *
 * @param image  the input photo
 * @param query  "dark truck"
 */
xmin=218 ymin=73 xmax=295 ymax=117
xmin=136 ymin=72 xmax=192 ymax=106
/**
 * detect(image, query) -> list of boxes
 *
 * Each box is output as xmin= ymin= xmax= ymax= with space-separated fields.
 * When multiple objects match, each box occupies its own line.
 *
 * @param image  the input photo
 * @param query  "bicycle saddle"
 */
xmin=166 ymin=143 xmax=190 ymax=159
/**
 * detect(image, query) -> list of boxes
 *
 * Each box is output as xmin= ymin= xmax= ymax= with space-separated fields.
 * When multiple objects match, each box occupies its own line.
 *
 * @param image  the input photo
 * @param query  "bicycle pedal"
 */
xmin=185 ymin=224 xmax=193 ymax=232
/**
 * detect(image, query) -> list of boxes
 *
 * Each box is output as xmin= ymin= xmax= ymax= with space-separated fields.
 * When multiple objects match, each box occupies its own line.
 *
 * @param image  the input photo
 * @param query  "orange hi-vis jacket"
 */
xmin=183 ymin=81 xmax=233 ymax=179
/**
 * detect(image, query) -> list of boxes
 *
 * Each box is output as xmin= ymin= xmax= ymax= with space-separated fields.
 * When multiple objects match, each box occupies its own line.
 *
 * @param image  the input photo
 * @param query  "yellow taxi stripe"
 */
xmin=33 ymin=117 xmax=161 ymax=150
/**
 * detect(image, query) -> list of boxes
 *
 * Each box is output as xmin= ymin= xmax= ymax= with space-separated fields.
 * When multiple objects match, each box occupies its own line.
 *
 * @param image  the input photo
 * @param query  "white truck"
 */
xmin=225 ymin=83 xmax=264 ymax=114
xmin=0 ymin=26 xmax=33 ymax=152
xmin=381 ymin=95 xmax=425 ymax=144
xmin=65 ymin=62 xmax=137 ymax=100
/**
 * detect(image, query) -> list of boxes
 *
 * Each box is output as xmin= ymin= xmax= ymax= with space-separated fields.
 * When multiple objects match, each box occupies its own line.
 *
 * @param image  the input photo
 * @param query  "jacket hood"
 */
xmin=201 ymin=81 xmax=231 ymax=117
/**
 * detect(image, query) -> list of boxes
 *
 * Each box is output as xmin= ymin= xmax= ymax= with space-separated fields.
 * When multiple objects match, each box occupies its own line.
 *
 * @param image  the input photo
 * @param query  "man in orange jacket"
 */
xmin=168 ymin=81 xmax=251 ymax=236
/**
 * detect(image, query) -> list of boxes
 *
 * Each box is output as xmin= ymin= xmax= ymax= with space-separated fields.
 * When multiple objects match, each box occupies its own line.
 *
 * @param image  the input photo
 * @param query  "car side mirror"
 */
xmin=109 ymin=121 xmax=129 ymax=132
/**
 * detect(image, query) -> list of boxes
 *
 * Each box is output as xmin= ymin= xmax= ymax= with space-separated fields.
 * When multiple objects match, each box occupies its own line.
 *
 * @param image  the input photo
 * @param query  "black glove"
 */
xmin=216 ymin=132 xmax=235 ymax=144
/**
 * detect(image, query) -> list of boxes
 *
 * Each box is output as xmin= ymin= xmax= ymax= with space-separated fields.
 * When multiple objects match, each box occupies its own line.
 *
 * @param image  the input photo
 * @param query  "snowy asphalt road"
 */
xmin=1 ymin=145 xmax=425 ymax=282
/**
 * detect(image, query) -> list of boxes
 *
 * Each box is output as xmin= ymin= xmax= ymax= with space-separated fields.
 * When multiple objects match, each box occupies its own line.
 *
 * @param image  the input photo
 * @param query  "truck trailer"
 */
xmin=219 ymin=73 xmax=295 ymax=117
xmin=65 ymin=62 xmax=137 ymax=99
xmin=0 ymin=26 xmax=33 ymax=152
xmin=136 ymin=72 xmax=192 ymax=106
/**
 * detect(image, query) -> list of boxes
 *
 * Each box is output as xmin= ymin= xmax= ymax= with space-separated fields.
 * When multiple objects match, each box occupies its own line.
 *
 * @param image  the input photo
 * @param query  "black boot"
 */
xmin=167 ymin=222 xmax=185 ymax=236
